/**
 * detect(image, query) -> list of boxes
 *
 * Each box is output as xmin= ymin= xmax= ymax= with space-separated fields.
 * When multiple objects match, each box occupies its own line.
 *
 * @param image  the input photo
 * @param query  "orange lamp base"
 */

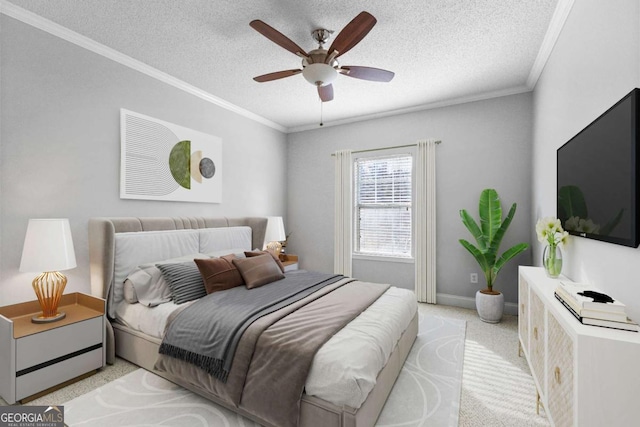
xmin=31 ymin=271 xmax=67 ymax=324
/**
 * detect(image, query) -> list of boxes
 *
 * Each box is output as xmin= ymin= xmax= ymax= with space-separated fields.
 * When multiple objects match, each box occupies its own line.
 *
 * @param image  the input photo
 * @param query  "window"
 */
xmin=354 ymin=154 xmax=413 ymax=258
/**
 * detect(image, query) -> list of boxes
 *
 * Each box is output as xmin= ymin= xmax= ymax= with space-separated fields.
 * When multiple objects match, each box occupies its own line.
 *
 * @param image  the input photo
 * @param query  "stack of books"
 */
xmin=554 ymin=281 xmax=639 ymax=332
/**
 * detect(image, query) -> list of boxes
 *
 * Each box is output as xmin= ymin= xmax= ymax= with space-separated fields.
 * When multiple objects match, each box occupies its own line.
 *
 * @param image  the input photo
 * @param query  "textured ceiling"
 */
xmin=6 ymin=0 xmax=561 ymax=131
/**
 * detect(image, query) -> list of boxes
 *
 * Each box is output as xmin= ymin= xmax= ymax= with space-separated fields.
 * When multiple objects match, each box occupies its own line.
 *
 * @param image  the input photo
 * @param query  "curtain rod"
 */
xmin=330 ymin=140 xmax=441 ymax=156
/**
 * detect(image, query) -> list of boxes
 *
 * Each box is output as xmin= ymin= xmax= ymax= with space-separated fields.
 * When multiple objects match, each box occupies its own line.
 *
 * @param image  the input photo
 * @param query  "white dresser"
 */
xmin=518 ymin=266 xmax=640 ymax=427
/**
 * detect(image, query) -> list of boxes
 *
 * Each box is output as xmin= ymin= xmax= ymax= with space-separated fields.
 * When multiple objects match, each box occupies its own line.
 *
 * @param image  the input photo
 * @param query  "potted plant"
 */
xmin=459 ymin=188 xmax=529 ymax=323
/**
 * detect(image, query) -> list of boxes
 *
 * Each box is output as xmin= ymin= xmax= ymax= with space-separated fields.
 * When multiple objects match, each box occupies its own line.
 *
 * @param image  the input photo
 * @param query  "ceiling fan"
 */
xmin=250 ymin=11 xmax=394 ymax=102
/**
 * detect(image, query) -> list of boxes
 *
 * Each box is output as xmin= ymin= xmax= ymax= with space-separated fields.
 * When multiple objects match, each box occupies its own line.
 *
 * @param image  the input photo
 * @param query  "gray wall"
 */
xmin=0 ymin=16 xmax=288 ymax=306
xmin=287 ymin=93 xmax=533 ymax=309
xmin=532 ymin=0 xmax=640 ymax=322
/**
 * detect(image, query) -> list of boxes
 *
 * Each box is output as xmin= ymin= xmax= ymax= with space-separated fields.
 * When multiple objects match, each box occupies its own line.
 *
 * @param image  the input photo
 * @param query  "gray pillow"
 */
xmin=157 ymin=261 xmax=207 ymax=304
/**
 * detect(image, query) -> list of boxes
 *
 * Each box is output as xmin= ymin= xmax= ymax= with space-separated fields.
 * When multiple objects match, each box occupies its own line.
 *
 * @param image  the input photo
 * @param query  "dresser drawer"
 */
xmin=547 ymin=310 xmax=574 ymax=427
xmin=519 ymin=276 xmax=530 ymax=354
xmin=15 ymin=347 xmax=103 ymax=400
xmin=530 ymin=289 xmax=546 ymax=394
xmin=16 ymin=316 xmax=103 ymax=371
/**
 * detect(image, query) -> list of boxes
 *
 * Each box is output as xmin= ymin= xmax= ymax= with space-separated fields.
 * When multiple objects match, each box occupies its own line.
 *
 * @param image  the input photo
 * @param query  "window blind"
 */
xmin=354 ymin=155 xmax=412 ymax=257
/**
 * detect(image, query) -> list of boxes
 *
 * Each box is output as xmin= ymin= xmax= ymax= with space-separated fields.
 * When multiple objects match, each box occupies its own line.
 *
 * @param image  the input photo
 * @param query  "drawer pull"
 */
xmin=554 ymin=366 xmax=561 ymax=384
xmin=533 ymin=327 xmax=538 ymax=340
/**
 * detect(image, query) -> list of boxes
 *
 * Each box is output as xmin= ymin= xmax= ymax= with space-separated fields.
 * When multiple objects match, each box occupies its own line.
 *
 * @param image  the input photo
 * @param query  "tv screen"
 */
xmin=557 ymin=88 xmax=640 ymax=248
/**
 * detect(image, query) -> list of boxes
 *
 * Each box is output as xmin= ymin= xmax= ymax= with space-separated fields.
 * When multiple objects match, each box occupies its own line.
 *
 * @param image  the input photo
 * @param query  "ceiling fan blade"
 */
xmin=250 ymin=20 xmax=308 ymax=57
xmin=253 ymin=69 xmax=302 ymax=82
xmin=318 ymin=84 xmax=334 ymax=102
xmin=326 ymin=11 xmax=376 ymax=60
xmin=339 ymin=66 xmax=395 ymax=82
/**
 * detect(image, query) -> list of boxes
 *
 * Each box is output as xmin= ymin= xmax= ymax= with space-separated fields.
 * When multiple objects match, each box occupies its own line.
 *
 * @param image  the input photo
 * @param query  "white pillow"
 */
xmin=123 ymin=253 xmax=209 ymax=306
xmin=206 ymin=248 xmax=247 ymax=258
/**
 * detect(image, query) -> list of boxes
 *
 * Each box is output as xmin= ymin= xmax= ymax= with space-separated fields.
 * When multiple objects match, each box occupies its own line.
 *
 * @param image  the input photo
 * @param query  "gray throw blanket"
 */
xmin=158 ymin=271 xmax=345 ymax=382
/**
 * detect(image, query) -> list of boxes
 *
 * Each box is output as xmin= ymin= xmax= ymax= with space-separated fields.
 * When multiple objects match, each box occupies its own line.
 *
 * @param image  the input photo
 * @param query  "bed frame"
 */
xmin=88 ymin=216 xmax=418 ymax=427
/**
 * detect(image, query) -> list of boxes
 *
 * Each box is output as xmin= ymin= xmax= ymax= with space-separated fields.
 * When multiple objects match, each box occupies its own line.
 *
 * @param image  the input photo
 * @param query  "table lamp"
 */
xmin=19 ymin=218 xmax=77 ymax=323
xmin=263 ymin=216 xmax=286 ymax=258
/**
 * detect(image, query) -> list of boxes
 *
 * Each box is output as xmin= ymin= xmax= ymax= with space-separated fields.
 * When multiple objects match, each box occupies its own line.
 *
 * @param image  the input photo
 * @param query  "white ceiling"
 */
xmin=5 ymin=0 xmax=565 ymax=132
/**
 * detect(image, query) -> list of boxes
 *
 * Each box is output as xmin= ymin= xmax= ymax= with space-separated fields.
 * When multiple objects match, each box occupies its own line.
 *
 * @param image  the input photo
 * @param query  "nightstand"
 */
xmin=0 ymin=292 xmax=105 ymax=404
xmin=281 ymin=254 xmax=299 ymax=272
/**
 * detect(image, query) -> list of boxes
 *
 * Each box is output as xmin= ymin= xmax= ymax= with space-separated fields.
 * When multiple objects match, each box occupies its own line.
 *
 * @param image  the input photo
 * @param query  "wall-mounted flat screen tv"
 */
xmin=557 ymin=88 xmax=640 ymax=248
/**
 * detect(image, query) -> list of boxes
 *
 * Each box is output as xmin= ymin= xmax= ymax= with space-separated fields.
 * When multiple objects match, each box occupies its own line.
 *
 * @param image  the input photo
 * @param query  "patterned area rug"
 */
xmin=63 ymin=314 xmax=465 ymax=426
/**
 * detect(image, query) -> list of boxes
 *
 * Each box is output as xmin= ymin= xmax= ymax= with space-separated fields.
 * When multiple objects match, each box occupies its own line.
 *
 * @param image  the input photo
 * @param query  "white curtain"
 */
xmin=415 ymin=140 xmax=438 ymax=303
xmin=334 ymin=149 xmax=352 ymax=276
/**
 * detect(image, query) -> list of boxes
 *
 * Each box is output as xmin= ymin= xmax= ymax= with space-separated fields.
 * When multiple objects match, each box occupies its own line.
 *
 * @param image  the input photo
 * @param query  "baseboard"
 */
xmin=436 ymin=293 xmax=518 ymax=316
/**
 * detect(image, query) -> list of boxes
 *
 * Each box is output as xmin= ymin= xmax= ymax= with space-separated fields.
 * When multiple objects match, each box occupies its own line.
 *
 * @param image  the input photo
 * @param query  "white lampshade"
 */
xmin=263 ymin=216 xmax=286 ymax=248
xmin=20 ymin=218 xmax=77 ymax=273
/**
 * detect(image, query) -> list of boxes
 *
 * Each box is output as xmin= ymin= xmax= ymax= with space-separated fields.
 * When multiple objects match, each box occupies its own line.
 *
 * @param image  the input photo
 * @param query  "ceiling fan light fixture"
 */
xmin=302 ymin=63 xmax=337 ymax=87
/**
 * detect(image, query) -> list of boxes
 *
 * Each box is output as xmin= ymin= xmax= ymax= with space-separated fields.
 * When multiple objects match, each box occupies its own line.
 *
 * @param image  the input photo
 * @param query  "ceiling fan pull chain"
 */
xmin=320 ymin=99 xmax=324 ymax=126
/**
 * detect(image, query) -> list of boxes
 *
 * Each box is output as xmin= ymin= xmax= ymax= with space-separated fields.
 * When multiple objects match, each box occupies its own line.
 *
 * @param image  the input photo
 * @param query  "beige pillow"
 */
xmin=194 ymin=255 xmax=245 ymax=294
xmin=233 ymin=254 xmax=285 ymax=289
xmin=244 ymin=250 xmax=285 ymax=272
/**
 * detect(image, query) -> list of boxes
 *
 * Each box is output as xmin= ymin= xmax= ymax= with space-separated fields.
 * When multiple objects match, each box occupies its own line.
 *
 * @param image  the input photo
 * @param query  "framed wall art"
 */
xmin=120 ymin=109 xmax=222 ymax=203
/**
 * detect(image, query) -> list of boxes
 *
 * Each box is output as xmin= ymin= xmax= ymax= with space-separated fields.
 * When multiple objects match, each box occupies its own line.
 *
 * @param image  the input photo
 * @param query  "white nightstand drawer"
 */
xmin=16 ymin=347 xmax=103 ymax=400
xmin=16 ymin=316 xmax=102 ymax=371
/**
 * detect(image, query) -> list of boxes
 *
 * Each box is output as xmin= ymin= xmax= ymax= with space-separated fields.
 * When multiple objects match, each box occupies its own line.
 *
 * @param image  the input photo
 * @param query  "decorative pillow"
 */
xmin=244 ymin=250 xmax=285 ymax=273
xmin=194 ymin=255 xmax=245 ymax=294
xmin=123 ymin=253 xmax=209 ymax=306
xmin=233 ymin=254 xmax=285 ymax=289
xmin=123 ymin=264 xmax=173 ymax=306
xmin=156 ymin=261 xmax=207 ymax=304
xmin=123 ymin=278 xmax=140 ymax=304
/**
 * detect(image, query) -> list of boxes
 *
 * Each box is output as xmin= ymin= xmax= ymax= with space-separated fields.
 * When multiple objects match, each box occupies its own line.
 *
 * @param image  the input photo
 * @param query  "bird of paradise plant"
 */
xmin=459 ymin=188 xmax=529 ymax=294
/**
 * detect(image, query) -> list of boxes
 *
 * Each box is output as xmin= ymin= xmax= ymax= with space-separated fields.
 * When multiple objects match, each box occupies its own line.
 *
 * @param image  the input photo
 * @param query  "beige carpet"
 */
xmin=3 ymin=303 xmax=550 ymax=426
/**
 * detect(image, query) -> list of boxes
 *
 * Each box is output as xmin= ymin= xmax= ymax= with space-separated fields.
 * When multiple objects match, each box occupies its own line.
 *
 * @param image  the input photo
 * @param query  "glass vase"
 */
xmin=543 ymin=245 xmax=563 ymax=278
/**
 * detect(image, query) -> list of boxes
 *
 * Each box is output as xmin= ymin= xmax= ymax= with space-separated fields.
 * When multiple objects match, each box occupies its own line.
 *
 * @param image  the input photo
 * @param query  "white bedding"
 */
xmin=115 ymin=285 xmax=417 ymax=409
xmin=115 ymin=300 xmax=192 ymax=339
xmin=306 ymin=286 xmax=417 ymax=408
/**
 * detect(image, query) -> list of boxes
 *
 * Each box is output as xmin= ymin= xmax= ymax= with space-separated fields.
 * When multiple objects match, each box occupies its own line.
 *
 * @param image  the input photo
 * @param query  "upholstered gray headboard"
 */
xmin=88 ymin=216 xmax=268 ymax=303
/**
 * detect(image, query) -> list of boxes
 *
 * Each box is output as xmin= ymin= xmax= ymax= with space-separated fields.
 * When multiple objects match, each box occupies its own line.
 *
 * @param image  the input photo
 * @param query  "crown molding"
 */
xmin=0 ymin=0 xmax=286 ymax=133
xmin=526 ymin=0 xmax=576 ymax=89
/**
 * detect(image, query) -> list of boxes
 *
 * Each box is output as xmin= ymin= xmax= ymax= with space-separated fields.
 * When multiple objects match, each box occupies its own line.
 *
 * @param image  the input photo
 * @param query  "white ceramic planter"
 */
xmin=475 ymin=290 xmax=504 ymax=323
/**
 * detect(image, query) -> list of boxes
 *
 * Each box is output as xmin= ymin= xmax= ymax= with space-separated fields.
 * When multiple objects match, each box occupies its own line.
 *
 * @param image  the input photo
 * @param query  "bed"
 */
xmin=88 ymin=216 xmax=418 ymax=427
